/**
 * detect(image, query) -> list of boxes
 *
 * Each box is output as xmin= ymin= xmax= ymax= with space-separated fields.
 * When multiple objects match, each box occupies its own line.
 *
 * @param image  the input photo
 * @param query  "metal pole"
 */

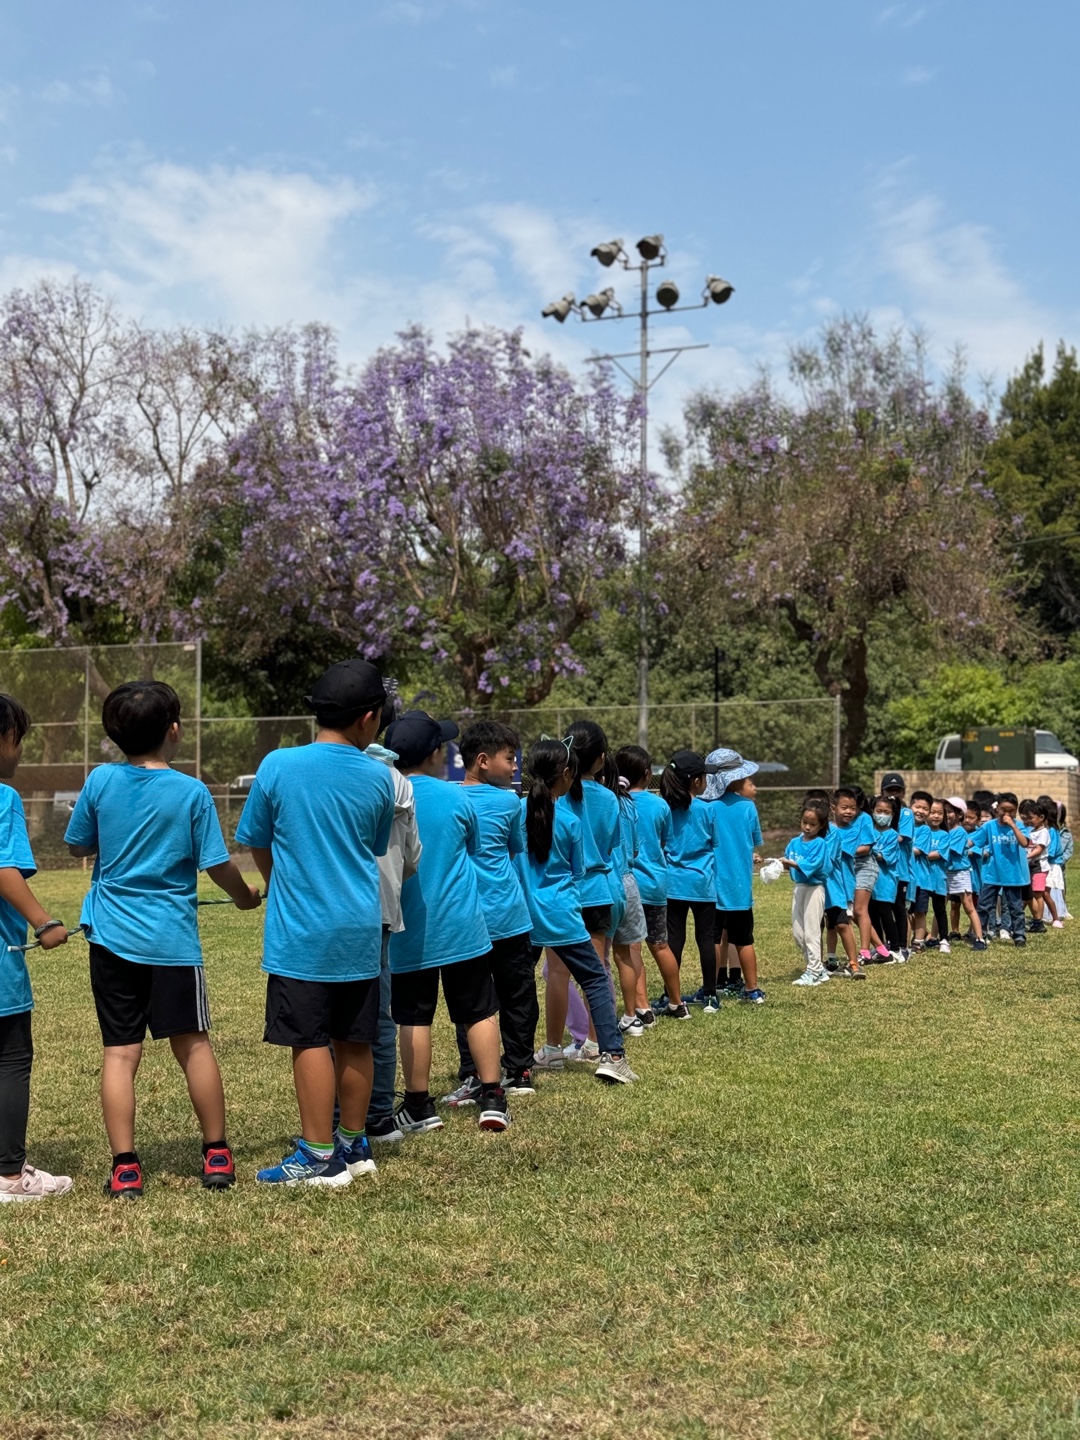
xmin=194 ymin=638 xmax=203 ymax=780
xmin=713 ymin=646 xmax=721 ymax=750
xmin=83 ymin=648 xmax=90 ymax=783
xmin=637 ymin=260 xmax=649 ymax=750
xmin=833 ymin=693 xmax=842 ymax=787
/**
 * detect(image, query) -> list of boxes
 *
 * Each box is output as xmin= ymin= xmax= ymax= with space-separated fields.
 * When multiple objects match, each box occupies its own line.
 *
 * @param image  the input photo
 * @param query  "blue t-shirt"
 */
xmin=664 ymin=799 xmax=719 ymax=903
xmin=943 ymin=825 xmax=972 ymax=874
xmin=1048 ymin=827 xmax=1063 ymax=865
xmin=630 ymin=791 xmax=671 ymax=905
xmin=910 ymin=823 xmax=933 ymax=894
xmin=784 ymin=832 xmax=831 ymax=886
xmin=0 ymin=786 xmax=35 ymax=1016
xmin=827 ymin=813 xmax=875 ymax=908
xmin=559 ymin=782 xmax=619 ymax=908
xmin=66 ymin=765 xmax=230 ymax=967
xmin=973 ymin=819 xmax=1030 ymax=887
xmin=515 ymin=800 xmax=590 ymax=948
xmin=895 ymin=805 xmax=915 ymax=884
xmin=235 ymin=743 xmax=394 ymax=982
xmin=462 ymin=784 xmax=531 ymax=942
xmin=871 ymin=826 xmax=900 ymax=903
xmin=390 ymin=776 xmax=490 ymax=971
xmin=615 ymin=795 xmax=637 ymax=879
xmin=925 ymin=826 xmax=949 ymax=894
xmin=709 ymin=792 xmax=762 ymax=911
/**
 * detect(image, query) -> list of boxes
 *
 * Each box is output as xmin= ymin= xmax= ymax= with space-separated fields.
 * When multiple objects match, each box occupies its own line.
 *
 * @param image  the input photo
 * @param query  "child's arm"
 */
xmin=67 ymin=842 xmax=97 ymax=859
xmin=1004 ymin=816 xmax=1031 ymax=847
xmin=0 ymin=869 xmax=69 ymax=949
xmin=205 ymin=859 xmax=261 ymax=910
xmin=247 ymin=847 xmax=274 ymax=892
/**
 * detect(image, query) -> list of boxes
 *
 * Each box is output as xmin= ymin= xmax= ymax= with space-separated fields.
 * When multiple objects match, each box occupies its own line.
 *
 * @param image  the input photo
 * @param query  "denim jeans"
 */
xmin=369 ymin=928 xmax=398 ymax=1117
xmin=977 ymin=884 xmax=1026 ymax=944
xmin=535 ymin=940 xmax=624 ymax=1056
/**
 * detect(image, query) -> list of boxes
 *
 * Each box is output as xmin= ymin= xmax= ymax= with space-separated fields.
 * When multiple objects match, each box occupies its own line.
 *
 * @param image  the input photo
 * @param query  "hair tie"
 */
xmin=617 ymin=775 xmax=631 ymax=792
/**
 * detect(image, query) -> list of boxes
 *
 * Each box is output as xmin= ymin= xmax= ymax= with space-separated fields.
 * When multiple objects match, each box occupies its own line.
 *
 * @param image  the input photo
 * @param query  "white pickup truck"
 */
xmin=935 ymin=730 xmax=1079 ymax=772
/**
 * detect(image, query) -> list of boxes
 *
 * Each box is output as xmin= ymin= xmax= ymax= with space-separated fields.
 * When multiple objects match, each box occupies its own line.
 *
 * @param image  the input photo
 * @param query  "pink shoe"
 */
xmin=1053 ymin=920 xmax=1064 ymax=929
xmin=0 ymin=1163 xmax=73 ymax=1202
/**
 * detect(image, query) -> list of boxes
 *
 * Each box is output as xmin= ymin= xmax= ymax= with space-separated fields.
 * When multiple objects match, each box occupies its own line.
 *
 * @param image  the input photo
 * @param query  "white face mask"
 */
xmin=873 ymin=811 xmax=891 ymax=828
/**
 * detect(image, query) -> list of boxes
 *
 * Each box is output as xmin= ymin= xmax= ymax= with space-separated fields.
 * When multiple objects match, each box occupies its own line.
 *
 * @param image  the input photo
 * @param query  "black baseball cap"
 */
xmin=881 ymin=772 xmax=906 ymax=792
xmin=669 ymin=749 xmax=721 ymax=779
xmin=384 ymin=710 xmax=459 ymax=765
xmin=305 ymin=660 xmax=387 ymax=724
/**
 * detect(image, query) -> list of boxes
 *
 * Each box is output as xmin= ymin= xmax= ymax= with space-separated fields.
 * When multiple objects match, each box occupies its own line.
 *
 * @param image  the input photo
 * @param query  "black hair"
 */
xmin=615 ymin=744 xmax=651 ymax=790
xmin=0 ymin=693 xmax=31 ymax=744
xmin=314 ymin=697 xmax=385 ymax=731
xmin=1036 ymin=795 xmax=1060 ymax=829
xmin=524 ymin=738 xmax=577 ymax=864
xmin=871 ymin=793 xmax=901 ymax=830
xmin=971 ymin=789 xmax=996 ymax=810
xmin=102 ymin=681 xmax=181 ymax=757
xmin=1059 ymin=804 xmax=1068 ymax=827
xmin=911 ymin=790 xmax=934 ymax=807
xmin=997 ymin=791 xmax=1018 ymax=808
xmin=459 ymin=718 xmax=519 ymax=771
xmin=566 ymin=720 xmax=607 ymax=801
xmin=377 ymin=688 xmax=402 ymax=737
xmin=802 ymin=788 xmax=831 ymax=808
xmin=801 ymin=800 xmax=830 ymax=835
xmin=660 ymin=761 xmax=694 ymax=811
xmin=834 ymin=786 xmax=859 ymax=804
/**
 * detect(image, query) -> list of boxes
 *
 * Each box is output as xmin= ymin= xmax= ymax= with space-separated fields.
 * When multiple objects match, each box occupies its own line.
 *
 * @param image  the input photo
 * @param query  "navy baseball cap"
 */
xmin=305 ymin=660 xmax=387 ymax=723
xmin=669 ymin=749 xmax=721 ymax=780
xmin=384 ymin=710 xmax=459 ymax=765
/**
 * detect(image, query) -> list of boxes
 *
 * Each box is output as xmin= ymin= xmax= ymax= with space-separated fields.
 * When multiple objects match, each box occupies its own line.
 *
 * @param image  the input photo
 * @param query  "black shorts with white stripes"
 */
xmin=88 ymin=942 xmax=212 ymax=1046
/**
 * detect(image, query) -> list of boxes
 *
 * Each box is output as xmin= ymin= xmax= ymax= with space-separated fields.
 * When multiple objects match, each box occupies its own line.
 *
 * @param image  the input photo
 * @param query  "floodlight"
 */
xmin=590 ymin=239 xmax=624 ymax=267
xmin=655 ymin=279 xmax=680 ymax=309
xmin=636 ymin=234 xmax=664 ymax=260
xmin=542 ymin=293 xmax=576 ymax=323
xmin=583 ymin=287 xmax=617 ymax=318
xmin=705 ymin=275 xmax=735 ymax=305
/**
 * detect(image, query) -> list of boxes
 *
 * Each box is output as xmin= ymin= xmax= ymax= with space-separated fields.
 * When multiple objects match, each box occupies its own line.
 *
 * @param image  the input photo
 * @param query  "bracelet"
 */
xmin=33 ymin=919 xmax=65 ymax=939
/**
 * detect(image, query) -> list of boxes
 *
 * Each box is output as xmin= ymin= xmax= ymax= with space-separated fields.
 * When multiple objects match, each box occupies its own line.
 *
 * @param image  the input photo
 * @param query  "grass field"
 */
xmin=3 ymin=871 xmax=1080 ymax=1440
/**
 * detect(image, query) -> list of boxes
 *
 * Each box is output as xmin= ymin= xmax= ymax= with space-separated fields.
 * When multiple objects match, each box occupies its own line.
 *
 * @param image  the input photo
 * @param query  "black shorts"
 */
xmin=642 ymin=903 xmax=668 ymax=948
xmin=390 ymin=953 xmax=498 ymax=1028
xmin=89 ymin=942 xmax=211 ymax=1047
xmin=264 ymin=973 xmax=380 ymax=1049
xmin=825 ymin=905 xmax=852 ymax=929
xmin=580 ymin=904 xmax=612 ymax=936
xmin=715 ymin=907 xmax=755 ymax=948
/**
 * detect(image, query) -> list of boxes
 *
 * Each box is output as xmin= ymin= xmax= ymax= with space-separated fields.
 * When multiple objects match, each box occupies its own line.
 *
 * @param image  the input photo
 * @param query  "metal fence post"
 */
xmin=194 ymin=638 xmax=203 ymax=780
xmin=83 ymin=647 xmax=90 ymax=783
xmin=833 ymin=693 xmax=842 ymax=787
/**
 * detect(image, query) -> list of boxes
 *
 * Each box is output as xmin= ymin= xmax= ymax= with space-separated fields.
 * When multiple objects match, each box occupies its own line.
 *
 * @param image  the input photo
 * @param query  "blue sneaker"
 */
xmin=256 ymin=1138 xmax=352 ymax=1188
xmin=740 ymin=987 xmax=766 ymax=1004
xmin=336 ymin=1132 xmax=377 ymax=1178
xmin=683 ymin=987 xmax=708 ymax=1007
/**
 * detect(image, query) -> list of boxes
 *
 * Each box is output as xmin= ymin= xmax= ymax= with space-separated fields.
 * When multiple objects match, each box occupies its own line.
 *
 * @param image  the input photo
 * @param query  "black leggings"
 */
xmin=0 ymin=1010 xmax=32 ymax=1173
xmin=930 ymin=893 xmax=949 ymax=938
xmin=455 ymin=933 xmax=539 ymax=1080
xmin=870 ymin=899 xmax=901 ymax=953
xmin=666 ymin=899 xmax=717 ymax=993
xmin=892 ymin=882 xmax=909 ymax=950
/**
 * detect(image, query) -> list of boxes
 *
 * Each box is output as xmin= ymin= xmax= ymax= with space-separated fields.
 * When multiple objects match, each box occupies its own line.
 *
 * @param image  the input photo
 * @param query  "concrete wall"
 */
xmin=874 ymin=769 xmax=1080 ymax=815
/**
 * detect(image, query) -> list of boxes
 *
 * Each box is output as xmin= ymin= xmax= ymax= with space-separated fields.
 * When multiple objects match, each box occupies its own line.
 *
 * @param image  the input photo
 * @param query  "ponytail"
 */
xmin=616 ymin=744 xmax=651 ymax=789
xmin=660 ymin=763 xmax=692 ymax=811
xmin=566 ymin=719 xmax=607 ymax=801
xmin=524 ymin=739 xmax=577 ymax=864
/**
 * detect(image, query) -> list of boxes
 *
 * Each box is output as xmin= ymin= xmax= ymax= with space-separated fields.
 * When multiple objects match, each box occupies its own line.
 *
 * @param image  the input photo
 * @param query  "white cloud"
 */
xmin=902 ymin=66 xmax=935 ymax=85
xmin=490 ymin=65 xmax=517 ymax=89
xmin=878 ymin=5 xmax=928 ymax=27
xmin=867 ymin=171 xmax=1058 ymax=382
xmin=42 ymin=73 xmax=115 ymax=106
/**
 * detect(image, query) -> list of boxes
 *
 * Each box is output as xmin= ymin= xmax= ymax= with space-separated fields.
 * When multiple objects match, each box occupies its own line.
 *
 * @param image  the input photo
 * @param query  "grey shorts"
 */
xmin=947 ymin=869 xmax=972 ymax=895
xmin=854 ymin=857 xmax=879 ymax=892
xmin=641 ymin=903 xmax=668 ymax=948
xmin=613 ymin=873 xmax=648 ymax=946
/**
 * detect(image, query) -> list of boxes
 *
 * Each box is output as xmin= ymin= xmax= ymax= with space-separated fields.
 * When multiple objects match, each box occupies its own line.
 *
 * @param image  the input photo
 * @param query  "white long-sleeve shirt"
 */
xmin=366 ymin=743 xmax=422 ymax=932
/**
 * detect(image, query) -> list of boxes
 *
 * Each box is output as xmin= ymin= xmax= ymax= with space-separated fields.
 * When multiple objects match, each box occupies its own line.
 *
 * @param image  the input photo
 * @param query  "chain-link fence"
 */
xmin=1 ymin=642 xmax=840 ymax=864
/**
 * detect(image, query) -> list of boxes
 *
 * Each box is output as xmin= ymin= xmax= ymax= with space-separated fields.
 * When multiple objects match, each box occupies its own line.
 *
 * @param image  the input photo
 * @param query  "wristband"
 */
xmin=33 ymin=919 xmax=65 ymax=939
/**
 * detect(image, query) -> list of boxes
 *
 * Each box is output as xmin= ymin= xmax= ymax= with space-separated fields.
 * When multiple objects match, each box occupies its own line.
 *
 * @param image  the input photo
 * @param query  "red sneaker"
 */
xmin=104 ymin=1159 xmax=143 ymax=1199
xmin=201 ymin=1145 xmax=235 ymax=1190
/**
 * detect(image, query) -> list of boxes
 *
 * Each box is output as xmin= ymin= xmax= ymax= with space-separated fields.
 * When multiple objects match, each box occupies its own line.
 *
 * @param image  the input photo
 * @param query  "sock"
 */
xmin=336 ymin=1126 xmax=362 ymax=1141
xmin=404 ymin=1089 xmax=430 ymax=1109
xmin=635 ymin=1006 xmax=650 ymax=1016
xmin=302 ymin=1138 xmax=335 ymax=1158
xmin=113 ymin=1150 xmax=139 ymax=1167
xmin=481 ymin=1082 xmax=504 ymax=1097
xmin=202 ymin=1139 xmax=227 ymax=1154
xmin=728 ymin=969 xmax=742 ymax=988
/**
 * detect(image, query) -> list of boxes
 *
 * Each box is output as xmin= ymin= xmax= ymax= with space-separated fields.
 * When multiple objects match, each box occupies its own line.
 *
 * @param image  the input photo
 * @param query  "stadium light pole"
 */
xmin=542 ymin=236 xmax=734 ymax=748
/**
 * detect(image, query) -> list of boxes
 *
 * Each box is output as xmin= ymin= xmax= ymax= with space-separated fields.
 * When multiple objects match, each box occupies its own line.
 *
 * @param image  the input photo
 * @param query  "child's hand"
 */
xmin=38 ymin=924 xmax=69 ymax=950
xmin=753 ymin=852 xmax=763 ymax=866
xmin=913 ymin=847 xmax=924 ymax=858
xmin=780 ymin=857 xmax=798 ymax=870
xmin=235 ymin=885 xmax=262 ymax=911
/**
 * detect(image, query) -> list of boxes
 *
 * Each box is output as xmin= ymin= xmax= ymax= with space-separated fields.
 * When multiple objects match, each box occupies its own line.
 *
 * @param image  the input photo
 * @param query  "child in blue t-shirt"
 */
xmin=825 ymin=788 xmax=870 ymax=977
xmin=780 ymin=800 xmax=832 ymax=986
xmin=943 ymin=797 xmax=986 ymax=948
xmin=908 ymin=790 xmax=937 ymax=951
xmin=704 ymin=747 xmax=767 ymax=1003
xmin=661 ymin=750 xmax=722 ymax=1010
xmin=868 ymin=794 xmax=904 ymax=956
xmin=923 ymin=799 xmax=951 ymax=949
xmin=0 ymin=694 xmax=74 ymax=1203
xmin=520 ymin=739 xmax=636 ymax=1086
xmin=615 ymin=745 xmax=688 ymax=1022
xmin=385 ymin=709 xmax=511 ymax=1135
xmin=236 ymin=660 xmax=394 ymax=1187
xmin=67 ymin=681 xmax=260 ymax=1199
xmin=973 ymin=792 xmax=1032 ymax=944
xmin=443 ymin=719 xmax=536 ymax=1107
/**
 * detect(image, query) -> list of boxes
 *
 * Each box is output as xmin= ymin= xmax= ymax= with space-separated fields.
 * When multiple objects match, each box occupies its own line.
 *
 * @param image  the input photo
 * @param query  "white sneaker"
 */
xmin=533 ymin=1044 xmax=565 ymax=1071
xmin=570 ymin=1040 xmax=600 ymax=1063
xmin=792 ymin=970 xmax=828 ymax=986
xmin=0 ymin=1163 xmax=73 ymax=1202
xmin=618 ymin=1014 xmax=644 ymax=1038
xmin=999 ymin=929 xmax=1013 ymax=943
xmin=441 ymin=1075 xmax=483 ymax=1107
xmin=890 ymin=950 xmax=906 ymax=964
xmin=595 ymin=1053 xmax=638 ymax=1084
xmin=938 ymin=940 xmax=951 ymax=955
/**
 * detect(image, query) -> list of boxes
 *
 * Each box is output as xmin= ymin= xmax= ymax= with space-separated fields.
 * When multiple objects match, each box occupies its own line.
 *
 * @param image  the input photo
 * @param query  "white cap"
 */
xmin=946 ymin=794 xmax=968 ymax=813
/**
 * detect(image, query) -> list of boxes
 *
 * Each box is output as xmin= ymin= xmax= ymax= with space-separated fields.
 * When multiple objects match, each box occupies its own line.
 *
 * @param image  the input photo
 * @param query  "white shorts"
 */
xmin=947 ymin=870 xmax=972 ymax=895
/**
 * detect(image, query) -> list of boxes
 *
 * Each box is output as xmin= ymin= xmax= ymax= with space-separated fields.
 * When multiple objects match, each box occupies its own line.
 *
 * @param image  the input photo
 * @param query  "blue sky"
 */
xmin=1 ymin=0 xmax=1076 ymax=436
